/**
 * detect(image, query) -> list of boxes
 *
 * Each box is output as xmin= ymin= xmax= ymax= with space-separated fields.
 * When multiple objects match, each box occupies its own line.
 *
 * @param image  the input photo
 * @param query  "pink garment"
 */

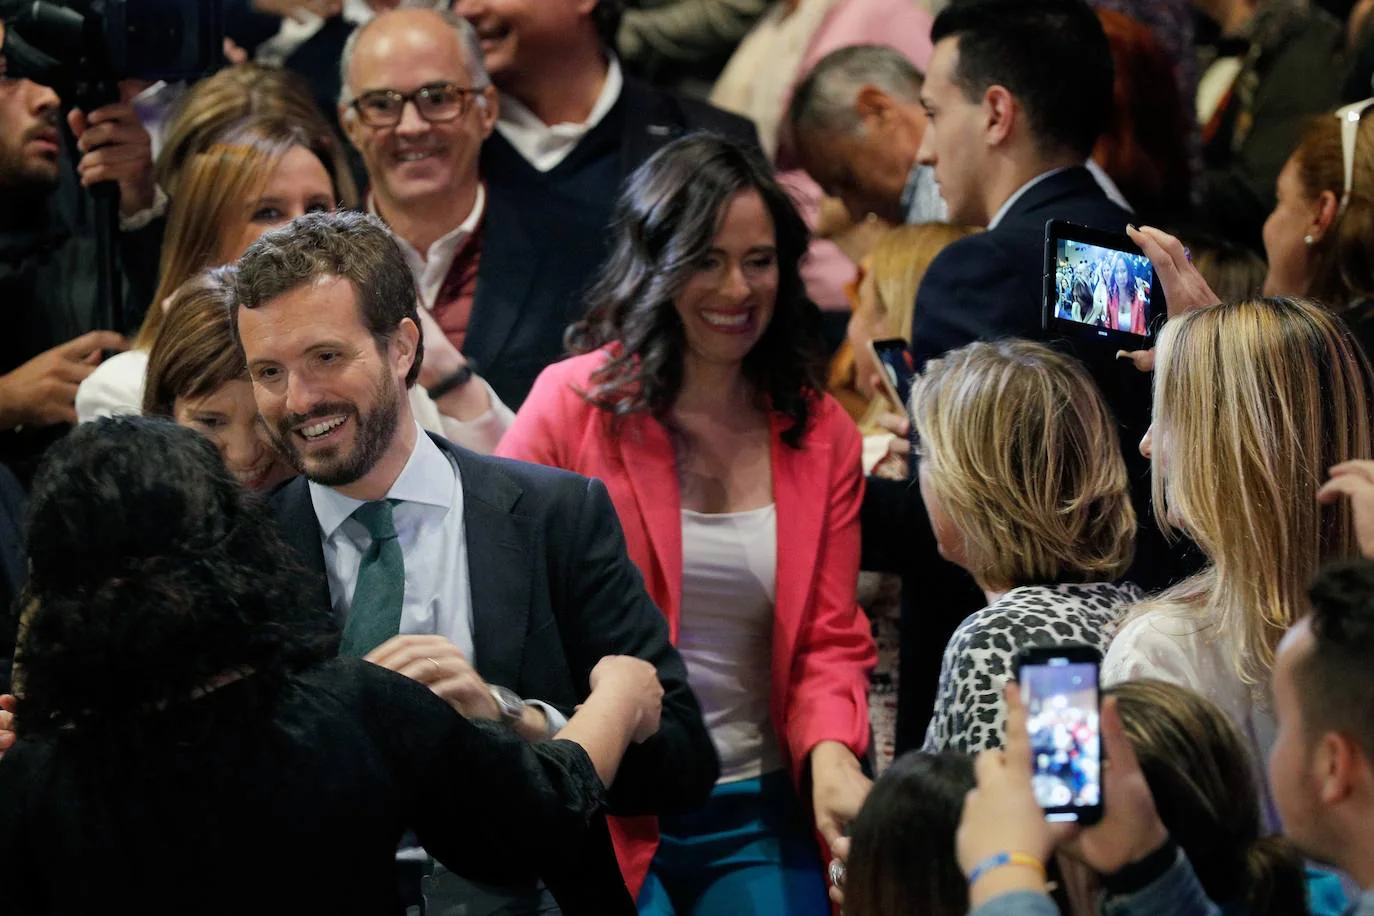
xmin=782 ymin=0 xmax=935 ymax=310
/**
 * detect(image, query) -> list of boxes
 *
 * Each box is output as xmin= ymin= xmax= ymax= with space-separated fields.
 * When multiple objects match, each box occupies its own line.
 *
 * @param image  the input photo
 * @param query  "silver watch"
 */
xmin=489 ymin=685 xmax=526 ymax=728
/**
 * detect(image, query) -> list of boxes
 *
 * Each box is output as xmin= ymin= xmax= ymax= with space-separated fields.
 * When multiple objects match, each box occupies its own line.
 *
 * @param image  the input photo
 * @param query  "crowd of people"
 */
xmin=2 ymin=1 xmax=1374 ymax=915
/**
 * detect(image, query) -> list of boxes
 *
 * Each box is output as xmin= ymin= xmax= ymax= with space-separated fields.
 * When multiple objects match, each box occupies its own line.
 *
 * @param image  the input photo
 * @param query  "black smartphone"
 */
xmin=866 ymin=337 xmax=915 ymax=412
xmin=1015 ymin=644 xmax=1104 ymax=826
xmin=1043 ymin=220 xmax=1163 ymax=351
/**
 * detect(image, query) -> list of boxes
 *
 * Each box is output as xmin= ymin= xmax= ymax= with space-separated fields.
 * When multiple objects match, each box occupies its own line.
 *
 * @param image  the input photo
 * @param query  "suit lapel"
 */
xmin=444 ymin=438 xmax=534 ymax=689
xmin=272 ymin=476 xmax=333 ymax=618
xmin=614 ymin=415 xmax=683 ymax=641
xmin=466 ymin=190 xmax=537 ymax=371
xmin=770 ymin=415 xmax=828 ymax=660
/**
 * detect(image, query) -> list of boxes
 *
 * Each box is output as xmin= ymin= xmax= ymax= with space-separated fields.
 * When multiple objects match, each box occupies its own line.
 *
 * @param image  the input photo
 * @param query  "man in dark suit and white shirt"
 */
xmin=862 ymin=0 xmax=1188 ymax=753
xmin=231 ymin=209 xmax=717 ymax=914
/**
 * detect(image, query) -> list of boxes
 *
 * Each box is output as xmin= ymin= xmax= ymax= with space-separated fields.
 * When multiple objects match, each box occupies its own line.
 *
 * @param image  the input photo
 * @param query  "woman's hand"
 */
xmin=1118 ymin=226 xmax=1223 ymax=372
xmin=1318 ymin=461 xmax=1374 ymax=559
xmin=589 ymin=655 xmax=663 ymax=745
xmin=811 ymin=741 xmax=872 ymax=848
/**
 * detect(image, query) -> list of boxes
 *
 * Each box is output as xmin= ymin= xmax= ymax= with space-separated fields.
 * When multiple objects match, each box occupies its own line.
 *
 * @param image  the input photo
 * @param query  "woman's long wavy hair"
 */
xmin=1149 ymin=296 xmax=1374 ymax=686
xmin=13 ymin=417 xmax=333 ymax=739
xmin=565 ymin=133 xmax=827 ymax=448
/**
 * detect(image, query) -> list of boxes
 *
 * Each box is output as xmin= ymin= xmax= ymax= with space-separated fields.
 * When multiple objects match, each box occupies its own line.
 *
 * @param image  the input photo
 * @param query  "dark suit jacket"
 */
xmin=269 ymin=435 xmax=719 ymax=814
xmin=865 ymin=167 xmax=1195 ymax=750
xmin=0 ymin=464 xmax=28 ymax=695
xmin=468 ymin=78 xmax=760 ymax=408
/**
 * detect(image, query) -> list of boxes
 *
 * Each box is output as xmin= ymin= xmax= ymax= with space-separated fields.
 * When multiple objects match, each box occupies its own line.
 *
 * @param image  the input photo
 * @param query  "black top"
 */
xmin=0 ymin=658 xmax=630 ymax=915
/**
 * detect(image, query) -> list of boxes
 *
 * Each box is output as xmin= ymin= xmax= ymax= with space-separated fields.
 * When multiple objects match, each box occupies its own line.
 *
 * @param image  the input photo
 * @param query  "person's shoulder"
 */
xmin=800 ymin=391 xmax=862 ymax=449
xmin=920 ymin=229 xmax=1014 ymax=287
xmin=75 ymin=349 xmax=149 ymax=421
xmin=622 ymin=77 xmax=757 ymax=146
xmin=530 ymin=351 xmax=607 ymax=395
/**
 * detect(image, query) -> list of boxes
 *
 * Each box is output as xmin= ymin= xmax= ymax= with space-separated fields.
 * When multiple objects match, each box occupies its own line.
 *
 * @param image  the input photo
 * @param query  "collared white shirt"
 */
xmin=371 ymin=185 xmax=486 ymax=313
xmin=986 ymin=162 xmax=1133 ymax=230
xmin=495 ymin=56 xmax=625 ymax=172
xmin=310 ymin=422 xmax=476 ymax=663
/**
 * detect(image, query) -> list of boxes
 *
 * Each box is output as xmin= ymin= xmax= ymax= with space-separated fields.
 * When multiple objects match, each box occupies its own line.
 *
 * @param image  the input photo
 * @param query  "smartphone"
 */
xmin=866 ymin=337 xmax=915 ymax=413
xmin=1015 ymin=644 xmax=1104 ymax=825
xmin=1043 ymin=220 xmax=1162 ymax=351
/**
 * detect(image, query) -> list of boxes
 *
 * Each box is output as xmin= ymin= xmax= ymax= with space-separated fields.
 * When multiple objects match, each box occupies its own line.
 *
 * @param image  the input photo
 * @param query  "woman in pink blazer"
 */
xmin=497 ymin=134 xmax=875 ymax=915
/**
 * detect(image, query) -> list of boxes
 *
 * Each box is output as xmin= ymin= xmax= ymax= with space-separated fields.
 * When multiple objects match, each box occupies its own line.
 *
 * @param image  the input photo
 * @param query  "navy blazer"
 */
xmin=468 ymin=78 xmax=760 ymax=408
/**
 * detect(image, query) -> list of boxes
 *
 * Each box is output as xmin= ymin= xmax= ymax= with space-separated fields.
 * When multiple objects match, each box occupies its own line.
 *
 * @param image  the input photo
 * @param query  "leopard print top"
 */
xmin=922 ymin=582 xmax=1143 ymax=754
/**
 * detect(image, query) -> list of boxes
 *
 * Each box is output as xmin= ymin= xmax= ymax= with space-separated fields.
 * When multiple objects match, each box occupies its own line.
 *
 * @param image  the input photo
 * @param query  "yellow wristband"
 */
xmin=967 ymin=851 xmax=1047 ymax=887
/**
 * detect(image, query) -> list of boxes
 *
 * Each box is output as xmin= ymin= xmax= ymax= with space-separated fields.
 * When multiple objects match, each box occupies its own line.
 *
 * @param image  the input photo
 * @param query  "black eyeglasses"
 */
xmin=350 ymin=82 xmax=483 ymax=128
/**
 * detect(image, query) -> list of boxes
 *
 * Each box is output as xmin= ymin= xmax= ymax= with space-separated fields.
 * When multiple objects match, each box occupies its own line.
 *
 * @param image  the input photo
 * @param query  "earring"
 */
xmin=1304 ymin=234 xmax=1316 ymax=247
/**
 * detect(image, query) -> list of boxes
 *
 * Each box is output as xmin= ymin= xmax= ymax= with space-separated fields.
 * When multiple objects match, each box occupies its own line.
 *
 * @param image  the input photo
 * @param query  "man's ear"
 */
xmin=854 ymin=85 xmax=896 ymax=130
xmin=983 ymin=85 xmax=1015 ymax=148
xmin=477 ymin=85 xmax=500 ymax=140
xmin=392 ymin=317 xmax=420 ymax=382
xmin=339 ymin=102 xmax=364 ymax=152
xmin=1317 ymin=731 xmax=1362 ymax=806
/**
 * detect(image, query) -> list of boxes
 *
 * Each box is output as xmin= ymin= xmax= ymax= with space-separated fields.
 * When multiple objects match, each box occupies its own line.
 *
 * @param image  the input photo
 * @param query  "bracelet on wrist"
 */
xmin=427 ymin=363 xmax=475 ymax=400
xmin=967 ymin=851 xmax=1047 ymax=889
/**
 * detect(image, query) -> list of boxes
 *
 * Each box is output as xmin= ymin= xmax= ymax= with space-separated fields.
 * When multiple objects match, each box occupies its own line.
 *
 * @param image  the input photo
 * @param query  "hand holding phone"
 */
xmin=865 ymin=337 xmax=914 ymax=413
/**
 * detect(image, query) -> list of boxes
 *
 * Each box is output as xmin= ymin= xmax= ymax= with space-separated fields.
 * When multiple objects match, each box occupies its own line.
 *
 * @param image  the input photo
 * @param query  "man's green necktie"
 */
xmin=339 ymin=499 xmax=405 ymax=657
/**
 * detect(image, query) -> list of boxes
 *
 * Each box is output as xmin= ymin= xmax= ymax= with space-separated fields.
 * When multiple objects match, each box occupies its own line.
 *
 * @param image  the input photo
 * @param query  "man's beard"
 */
xmin=268 ymin=369 xmax=402 ymax=488
xmin=0 ymin=123 xmax=63 ymax=193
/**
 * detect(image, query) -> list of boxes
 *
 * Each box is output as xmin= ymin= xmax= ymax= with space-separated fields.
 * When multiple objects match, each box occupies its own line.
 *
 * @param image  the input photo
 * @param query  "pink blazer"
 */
xmin=496 ymin=350 xmax=876 ymax=895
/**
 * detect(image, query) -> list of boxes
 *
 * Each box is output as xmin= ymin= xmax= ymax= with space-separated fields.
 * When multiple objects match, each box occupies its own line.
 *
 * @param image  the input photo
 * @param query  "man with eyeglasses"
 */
xmin=339 ymin=5 xmax=527 ymax=417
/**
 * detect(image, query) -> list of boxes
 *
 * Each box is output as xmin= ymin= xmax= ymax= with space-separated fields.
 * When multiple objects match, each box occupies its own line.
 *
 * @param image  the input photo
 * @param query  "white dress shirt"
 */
xmin=986 ymin=162 xmax=1133 ymax=230
xmin=311 ymin=421 xmax=477 ymax=662
xmin=380 ymin=185 xmax=486 ymax=314
xmin=495 ymin=57 xmax=625 ymax=172
xmin=309 ymin=423 xmax=567 ymax=731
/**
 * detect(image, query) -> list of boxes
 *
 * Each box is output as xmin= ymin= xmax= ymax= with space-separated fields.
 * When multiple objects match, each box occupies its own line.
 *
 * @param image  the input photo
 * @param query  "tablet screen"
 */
xmin=1052 ymin=238 xmax=1154 ymax=337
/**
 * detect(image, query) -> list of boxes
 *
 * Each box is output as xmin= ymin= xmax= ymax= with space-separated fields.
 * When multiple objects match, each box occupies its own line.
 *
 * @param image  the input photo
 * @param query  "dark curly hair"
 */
xmin=14 ymin=417 xmax=334 ymax=739
xmin=1300 ymin=559 xmax=1374 ymax=766
xmin=565 ymin=133 xmax=827 ymax=448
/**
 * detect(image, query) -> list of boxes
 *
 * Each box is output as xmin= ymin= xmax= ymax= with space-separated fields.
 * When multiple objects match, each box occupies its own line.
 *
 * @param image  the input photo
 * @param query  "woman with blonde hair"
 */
xmin=154 ymin=62 xmax=356 ymax=203
xmin=917 ymin=340 xmax=1139 ymax=754
xmin=1105 ymin=296 xmax=1374 ymax=824
xmin=837 ymin=223 xmax=980 ymax=431
xmin=76 ymin=117 xmax=343 ymax=421
xmin=142 ymin=267 xmax=293 ymax=493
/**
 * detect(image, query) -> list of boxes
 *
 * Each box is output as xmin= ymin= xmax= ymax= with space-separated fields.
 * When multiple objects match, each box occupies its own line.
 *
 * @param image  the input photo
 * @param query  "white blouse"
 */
xmin=1103 ymin=610 xmax=1279 ymax=828
xmin=678 ymin=505 xmax=784 ymax=784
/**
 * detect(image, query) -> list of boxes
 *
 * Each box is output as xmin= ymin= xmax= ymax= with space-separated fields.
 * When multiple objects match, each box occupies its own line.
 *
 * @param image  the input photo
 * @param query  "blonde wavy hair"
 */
xmin=867 ymin=223 xmax=981 ymax=341
xmin=911 ymin=339 xmax=1135 ymax=589
xmin=1150 ymin=296 xmax=1374 ymax=685
xmin=135 ymin=117 xmax=348 ymax=352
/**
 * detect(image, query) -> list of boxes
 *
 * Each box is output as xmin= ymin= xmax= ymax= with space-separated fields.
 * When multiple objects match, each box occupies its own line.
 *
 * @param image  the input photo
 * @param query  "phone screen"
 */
xmin=869 ymin=338 xmax=914 ymax=411
xmin=1021 ymin=658 xmax=1102 ymax=822
xmin=1052 ymin=238 xmax=1155 ymax=336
